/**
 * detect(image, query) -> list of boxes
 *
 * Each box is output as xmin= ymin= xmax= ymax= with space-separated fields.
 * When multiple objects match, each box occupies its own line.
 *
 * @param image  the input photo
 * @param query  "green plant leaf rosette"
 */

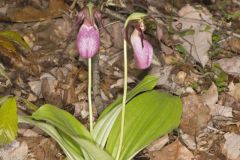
xmin=106 ymin=90 xmax=182 ymax=160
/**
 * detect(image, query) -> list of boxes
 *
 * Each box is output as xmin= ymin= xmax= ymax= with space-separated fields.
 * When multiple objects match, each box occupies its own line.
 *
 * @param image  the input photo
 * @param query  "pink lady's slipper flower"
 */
xmin=130 ymin=28 xmax=153 ymax=69
xmin=77 ymin=20 xmax=100 ymax=59
xmin=76 ymin=2 xmax=101 ymax=59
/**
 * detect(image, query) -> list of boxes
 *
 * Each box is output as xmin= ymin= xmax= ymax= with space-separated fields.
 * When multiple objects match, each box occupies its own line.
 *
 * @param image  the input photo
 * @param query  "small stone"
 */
xmin=27 ymin=93 xmax=38 ymax=102
xmin=28 ymin=81 xmax=42 ymax=96
xmin=22 ymin=129 xmax=39 ymax=137
xmin=185 ymin=87 xmax=195 ymax=93
xmin=176 ymin=71 xmax=187 ymax=84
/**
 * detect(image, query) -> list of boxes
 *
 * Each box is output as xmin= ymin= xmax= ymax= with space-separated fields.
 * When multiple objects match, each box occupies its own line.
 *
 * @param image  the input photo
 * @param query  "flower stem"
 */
xmin=116 ymin=39 xmax=128 ymax=160
xmin=88 ymin=58 xmax=93 ymax=132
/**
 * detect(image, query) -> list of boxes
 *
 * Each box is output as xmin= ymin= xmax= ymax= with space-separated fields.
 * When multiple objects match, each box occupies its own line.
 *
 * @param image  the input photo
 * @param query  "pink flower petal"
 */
xmin=130 ymin=29 xmax=153 ymax=69
xmin=77 ymin=23 xmax=100 ymax=59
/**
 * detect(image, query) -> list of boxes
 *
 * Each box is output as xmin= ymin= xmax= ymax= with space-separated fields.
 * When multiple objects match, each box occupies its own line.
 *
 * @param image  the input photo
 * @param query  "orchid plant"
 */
xmin=0 ymin=3 xmax=182 ymax=160
xmin=75 ymin=2 xmax=102 ymax=132
xmin=116 ymin=12 xmax=154 ymax=160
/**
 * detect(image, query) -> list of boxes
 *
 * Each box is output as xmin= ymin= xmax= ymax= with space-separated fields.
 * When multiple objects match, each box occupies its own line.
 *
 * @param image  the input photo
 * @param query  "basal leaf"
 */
xmin=68 ymin=136 xmax=113 ymax=160
xmin=18 ymin=116 xmax=84 ymax=160
xmin=99 ymin=75 xmax=158 ymax=119
xmin=0 ymin=96 xmax=10 ymax=105
xmin=30 ymin=104 xmax=113 ymax=160
xmin=32 ymin=104 xmax=92 ymax=141
xmin=106 ymin=90 xmax=182 ymax=160
xmin=0 ymin=97 xmax=18 ymax=146
xmin=92 ymin=75 xmax=158 ymax=148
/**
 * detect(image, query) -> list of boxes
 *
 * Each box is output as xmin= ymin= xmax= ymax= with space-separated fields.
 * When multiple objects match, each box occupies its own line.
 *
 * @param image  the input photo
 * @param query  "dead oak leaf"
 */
xmin=173 ymin=5 xmax=214 ymax=67
xmin=201 ymin=83 xmax=218 ymax=106
xmin=219 ymin=92 xmax=240 ymax=120
xmin=149 ymin=139 xmax=194 ymax=160
xmin=19 ymin=136 xmax=62 ymax=160
xmin=222 ymin=133 xmax=240 ymax=160
xmin=201 ymin=83 xmax=233 ymax=118
xmin=215 ymin=57 xmax=240 ymax=76
xmin=222 ymin=37 xmax=240 ymax=53
xmin=0 ymin=141 xmax=28 ymax=160
xmin=181 ymin=93 xmax=211 ymax=136
xmin=7 ymin=0 xmax=68 ymax=22
xmin=228 ymin=82 xmax=240 ymax=102
xmin=147 ymin=135 xmax=169 ymax=152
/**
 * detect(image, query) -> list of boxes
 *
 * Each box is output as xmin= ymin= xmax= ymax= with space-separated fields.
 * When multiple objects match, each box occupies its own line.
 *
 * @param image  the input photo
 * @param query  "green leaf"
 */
xmin=0 ymin=97 xmax=18 ymax=146
xmin=99 ymin=75 xmax=158 ymax=119
xmin=30 ymin=104 xmax=113 ymax=160
xmin=212 ymin=63 xmax=228 ymax=91
xmin=203 ymin=25 xmax=211 ymax=32
xmin=177 ymin=28 xmax=195 ymax=37
xmin=175 ymin=44 xmax=188 ymax=55
xmin=212 ymin=32 xmax=221 ymax=43
xmin=0 ymin=36 xmax=16 ymax=52
xmin=106 ymin=90 xmax=182 ymax=160
xmin=32 ymin=104 xmax=92 ymax=141
xmin=18 ymin=116 xmax=84 ymax=160
xmin=0 ymin=30 xmax=30 ymax=50
xmin=0 ymin=96 xmax=10 ymax=105
xmin=68 ymin=136 xmax=113 ymax=160
xmin=92 ymin=75 xmax=158 ymax=148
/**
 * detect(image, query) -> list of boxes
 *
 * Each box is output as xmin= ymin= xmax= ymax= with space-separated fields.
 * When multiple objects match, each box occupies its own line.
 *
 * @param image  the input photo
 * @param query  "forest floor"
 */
xmin=0 ymin=0 xmax=240 ymax=160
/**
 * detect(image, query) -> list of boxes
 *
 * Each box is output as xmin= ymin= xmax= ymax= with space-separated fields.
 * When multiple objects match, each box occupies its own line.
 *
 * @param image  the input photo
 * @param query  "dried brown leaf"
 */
xmin=41 ymin=74 xmax=63 ymax=107
xmin=0 ymin=35 xmax=40 ymax=75
xmin=111 ymin=22 xmax=124 ymax=49
xmin=201 ymin=83 xmax=233 ymax=117
xmin=161 ymin=43 xmax=174 ymax=55
xmin=215 ymin=57 xmax=240 ymax=76
xmin=7 ymin=0 xmax=68 ymax=22
xmin=228 ymin=82 xmax=240 ymax=102
xmin=0 ymin=141 xmax=28 ymax=160
xmin=222 ymin=133 xmax=240 ymax=160
xmin=147 ymin=135 xmax=169 ymax=152
xmin=175 ymin=71 xmax=187 ymax=85
xmin=225 ymin=83 xmax=240 ymax=119
xmin=149 ymin=139 xmax=194 ymax=160
xmin=181 ymin=94 xmax=211 ymax=136
xmin=201 ymin=83 xmax=218 ymax=106
xmin=28 ymin=81 xmax=42 ymax=96
xmin=173 ymin=5 xmax=214 ymax=66
xmin=19 ymin=136 xmax=62 ymax=160
xmin=181 ymin=133 xmax=196 ymax=150
xmin=219 ymin=93 xmax=240 ymax=118
xmin=222 ymin=38 xmax=240 ymax=53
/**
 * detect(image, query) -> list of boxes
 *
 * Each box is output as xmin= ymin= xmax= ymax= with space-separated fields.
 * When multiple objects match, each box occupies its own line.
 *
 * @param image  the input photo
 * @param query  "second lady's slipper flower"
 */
xmin=77 ymin=20 xmax=100 ymax=59
xmin=130 ymin=28 xmax=153 ymax=69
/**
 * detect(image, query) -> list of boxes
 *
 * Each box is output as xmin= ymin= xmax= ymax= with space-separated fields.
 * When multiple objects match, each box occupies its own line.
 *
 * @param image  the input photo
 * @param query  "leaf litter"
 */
xmin=0 ymin=0 xmax=240 ymax=159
